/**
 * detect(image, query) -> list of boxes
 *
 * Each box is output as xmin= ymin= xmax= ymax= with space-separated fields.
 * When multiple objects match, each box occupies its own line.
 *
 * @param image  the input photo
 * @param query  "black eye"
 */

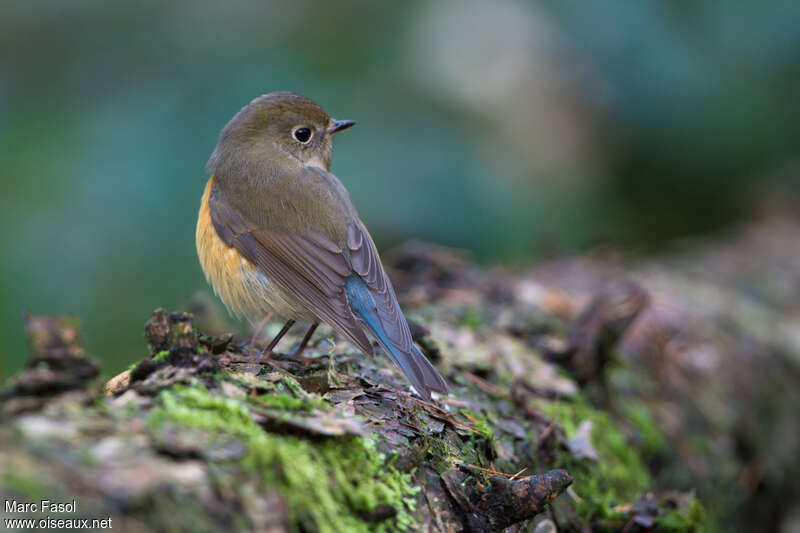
xmin=293 ymin=127 xmax=312 ymax=143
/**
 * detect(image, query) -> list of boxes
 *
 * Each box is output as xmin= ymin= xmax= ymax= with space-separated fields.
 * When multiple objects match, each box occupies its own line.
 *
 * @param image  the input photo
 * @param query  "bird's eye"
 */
xmin=292 ymin=127 xmax=312 ymax=144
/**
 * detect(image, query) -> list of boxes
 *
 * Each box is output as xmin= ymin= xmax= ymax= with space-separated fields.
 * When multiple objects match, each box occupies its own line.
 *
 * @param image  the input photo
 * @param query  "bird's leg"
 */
xmin=293 ymin=322 xmax=320 ymax=358
xmin=256 ymin=319 xmax=295 ymax=361
xmin=249 ymin=312 xmax=273 ymax=348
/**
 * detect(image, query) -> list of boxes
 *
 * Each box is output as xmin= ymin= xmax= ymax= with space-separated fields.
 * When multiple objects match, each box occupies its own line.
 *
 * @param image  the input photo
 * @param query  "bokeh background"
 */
xmin=1 ymin=0 xmax=799 ymax=379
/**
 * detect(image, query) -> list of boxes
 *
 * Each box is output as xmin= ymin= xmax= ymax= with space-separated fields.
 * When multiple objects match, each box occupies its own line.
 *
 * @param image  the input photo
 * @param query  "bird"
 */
xmin=196 ymin=91 xmax=449 ymax=401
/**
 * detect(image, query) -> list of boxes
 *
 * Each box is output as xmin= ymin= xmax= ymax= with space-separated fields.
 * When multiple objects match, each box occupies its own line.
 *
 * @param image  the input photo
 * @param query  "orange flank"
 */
xmin=196 ymin=177 xmax=274 ymax=323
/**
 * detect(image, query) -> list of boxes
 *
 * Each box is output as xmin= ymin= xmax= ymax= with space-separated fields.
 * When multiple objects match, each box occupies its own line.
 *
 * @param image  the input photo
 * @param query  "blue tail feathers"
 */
xmin=345 ymin=275 xmax=447 ymax=400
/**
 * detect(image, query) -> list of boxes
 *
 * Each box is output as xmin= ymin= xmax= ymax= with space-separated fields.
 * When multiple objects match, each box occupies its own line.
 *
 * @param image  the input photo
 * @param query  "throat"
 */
xmin=304 ymin=153 xmax=329 ymax=171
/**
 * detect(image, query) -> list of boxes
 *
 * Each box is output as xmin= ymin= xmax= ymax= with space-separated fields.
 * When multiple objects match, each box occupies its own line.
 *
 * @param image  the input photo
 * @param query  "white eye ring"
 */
xmin=292 ymin=126 xmax=313 ymax=144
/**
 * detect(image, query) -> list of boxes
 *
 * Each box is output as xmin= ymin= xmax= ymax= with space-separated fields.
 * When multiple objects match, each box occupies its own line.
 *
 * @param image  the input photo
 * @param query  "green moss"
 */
xmin=437 ymin=431 xmax=487 ymax=471
xmin=153 ymin=350 xmax=170 ymax=362
xmin=423 ymin=430 xmax=476 ymax=473
xmin=128 ymin=362 xmax=137 ymax=371
xmin=243 ymin=375 xmax=328 ymax=411
xmin=251 ymin=392 xmax=326 ymax=412
xmin=459 ymin=408 xmax=493 ymax=440
xmin=619 ymin=402 xmax=666 ymax=457
xmin=534 ymin=397 xmax=712 ymax=531
xmin=3 ymin=473 xmax=49 ymax=501
xmin=278 ymin=375 xmax=307 ymax=397
xmin=657 ymin=496 xmax=712 ymax=533
xmin=458 ymin=308 xmax=483 ymax=330
xmin=149 ymin=384 xmax=419 ymax=532
xmin=535 ymin=397 xmax=651 ymax=524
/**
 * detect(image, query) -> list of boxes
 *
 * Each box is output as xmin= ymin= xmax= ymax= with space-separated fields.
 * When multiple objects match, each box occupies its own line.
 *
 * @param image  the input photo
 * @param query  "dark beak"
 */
xmin=329 ymin=119 xmax=356 ymax=134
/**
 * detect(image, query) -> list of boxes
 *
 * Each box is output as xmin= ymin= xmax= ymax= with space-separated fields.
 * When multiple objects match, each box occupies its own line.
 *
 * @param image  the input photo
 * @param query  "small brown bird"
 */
xmin=196 ymin=92 xmax=448 ymax=400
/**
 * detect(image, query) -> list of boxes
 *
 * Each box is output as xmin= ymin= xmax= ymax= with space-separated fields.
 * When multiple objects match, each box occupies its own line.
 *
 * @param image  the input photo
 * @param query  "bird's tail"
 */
xmin=346 ymin=276 xmax=448 ymax=401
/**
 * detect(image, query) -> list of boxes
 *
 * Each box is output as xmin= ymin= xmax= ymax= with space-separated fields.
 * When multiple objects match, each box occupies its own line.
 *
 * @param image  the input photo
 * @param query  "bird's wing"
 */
xmin=209 ymin=180 xmax=448 ymax=398
xmin=346 ymin=221 xmax=449 ymax=396
xmin=208 ymin=184 xmax=373 ymax=356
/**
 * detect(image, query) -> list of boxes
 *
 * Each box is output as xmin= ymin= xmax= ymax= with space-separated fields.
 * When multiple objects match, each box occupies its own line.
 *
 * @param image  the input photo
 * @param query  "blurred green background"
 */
xmin=1 ymin=0 xmax=798 ymax=379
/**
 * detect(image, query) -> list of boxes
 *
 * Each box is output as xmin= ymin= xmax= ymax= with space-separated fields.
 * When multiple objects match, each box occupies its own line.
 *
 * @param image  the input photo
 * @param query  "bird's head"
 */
xmin=208 ymin=91 xmax=355 ymax=176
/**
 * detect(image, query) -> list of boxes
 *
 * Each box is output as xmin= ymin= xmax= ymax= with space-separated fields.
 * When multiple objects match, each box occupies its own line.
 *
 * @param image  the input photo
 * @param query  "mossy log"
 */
xmin=1 ymin=310 xmax=577 ymax=532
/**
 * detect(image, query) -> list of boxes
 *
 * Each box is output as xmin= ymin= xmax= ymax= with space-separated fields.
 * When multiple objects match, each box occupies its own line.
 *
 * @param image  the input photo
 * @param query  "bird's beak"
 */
xmin=328 ymin=119 xmax=356 ymax=134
